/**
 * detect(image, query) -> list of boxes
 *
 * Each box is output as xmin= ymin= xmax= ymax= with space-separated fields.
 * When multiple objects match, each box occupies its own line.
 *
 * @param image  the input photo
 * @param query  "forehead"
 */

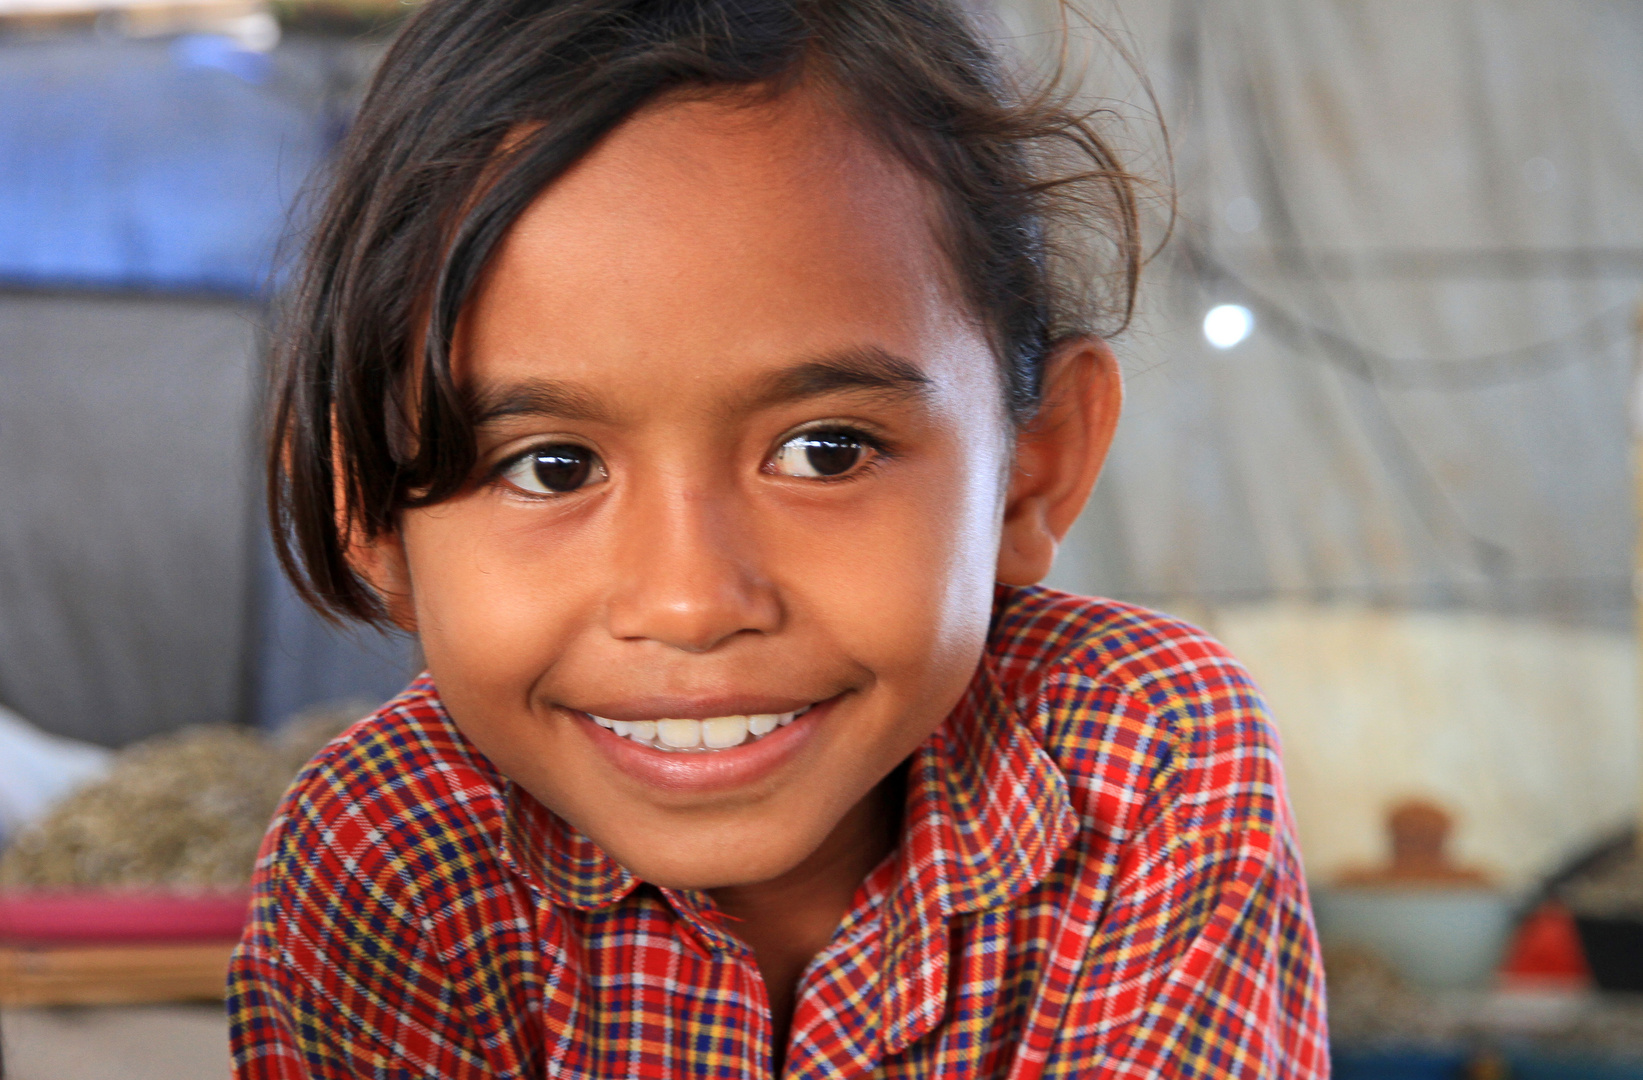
xmin=459 ymin=80 xmax=992 ymax=408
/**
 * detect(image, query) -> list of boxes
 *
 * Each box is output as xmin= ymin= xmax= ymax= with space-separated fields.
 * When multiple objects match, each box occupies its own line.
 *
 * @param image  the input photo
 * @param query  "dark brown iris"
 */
xmin=798 ymin=432 xmax=863 ymax=476
xmin=531 ymin=445 xmax=596 ymax=491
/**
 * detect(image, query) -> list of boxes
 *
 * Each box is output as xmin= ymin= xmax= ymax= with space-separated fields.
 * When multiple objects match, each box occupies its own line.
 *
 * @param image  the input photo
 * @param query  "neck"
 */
xmin=708 ymin=766 xmax=905 ymax=1072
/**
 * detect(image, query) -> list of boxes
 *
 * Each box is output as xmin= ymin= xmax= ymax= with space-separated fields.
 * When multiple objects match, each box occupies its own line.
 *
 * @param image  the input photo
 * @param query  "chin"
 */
xmin=607 ymin=832 xmax=811 ymax=892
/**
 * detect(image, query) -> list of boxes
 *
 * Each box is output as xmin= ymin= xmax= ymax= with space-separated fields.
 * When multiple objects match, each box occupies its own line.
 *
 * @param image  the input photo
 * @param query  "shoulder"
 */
xmin=280 ymin=679 xmax=506 ymax=857
xmin=988 ymin=586 xmax=1281 ymax=838
xmin=232 ymin=680 xmax=528 ymax=1074
xmin=989 ymin=584 xmax=1269 ymax=731
xmin=987 ymin=593 xmax=1325 ymax=1072
xmin=248 ymin=678 xmax=511 ymax=935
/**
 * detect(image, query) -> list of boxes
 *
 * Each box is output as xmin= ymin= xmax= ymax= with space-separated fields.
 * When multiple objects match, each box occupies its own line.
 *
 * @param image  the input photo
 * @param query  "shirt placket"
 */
xmin=659 ymin=887 xmax=780 ymax=1078
xmin=779 ymin=857 xmax=907 ymax=1079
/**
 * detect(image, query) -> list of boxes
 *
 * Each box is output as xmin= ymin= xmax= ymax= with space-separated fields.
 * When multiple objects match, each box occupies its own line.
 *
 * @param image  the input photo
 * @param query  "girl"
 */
xmin=231 ymin=1 xmax=1328 ymax=1076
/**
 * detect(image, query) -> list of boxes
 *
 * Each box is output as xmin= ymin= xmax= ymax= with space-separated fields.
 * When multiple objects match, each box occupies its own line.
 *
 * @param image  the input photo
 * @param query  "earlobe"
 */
xmin=995 ymin=337 xmax=1123 ymax=587
xmin=350 ymin=528 xmax=420 ymax=633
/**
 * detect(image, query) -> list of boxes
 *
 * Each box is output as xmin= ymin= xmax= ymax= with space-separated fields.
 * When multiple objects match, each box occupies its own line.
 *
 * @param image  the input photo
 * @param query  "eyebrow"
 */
xmin=468 ymin=345 xmax=933 ymax=427
xmin=748 ymin=346 xmax=934 ymax=410
xmin=469 ymin=380 xmax=612 ymax=427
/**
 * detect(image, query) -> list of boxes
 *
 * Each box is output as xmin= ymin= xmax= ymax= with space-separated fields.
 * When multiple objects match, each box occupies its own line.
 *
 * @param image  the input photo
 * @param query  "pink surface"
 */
xmin=0 ymin=890 xmax=251 ymax=945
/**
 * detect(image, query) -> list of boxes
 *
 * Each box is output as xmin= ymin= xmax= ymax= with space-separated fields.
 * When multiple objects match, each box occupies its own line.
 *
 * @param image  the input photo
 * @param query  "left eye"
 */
xmin=500 ymin=443 xmax=608 ymax=495
xmin=770 ymin=430 xmax=871 ymax=478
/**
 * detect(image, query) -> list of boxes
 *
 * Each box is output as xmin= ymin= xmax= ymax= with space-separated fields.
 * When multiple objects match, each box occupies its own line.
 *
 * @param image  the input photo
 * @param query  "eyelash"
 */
xmin=766 ymin=423 xmax=892 ymax=483
xmin=488 ymin=442 xmax=605 ymax=498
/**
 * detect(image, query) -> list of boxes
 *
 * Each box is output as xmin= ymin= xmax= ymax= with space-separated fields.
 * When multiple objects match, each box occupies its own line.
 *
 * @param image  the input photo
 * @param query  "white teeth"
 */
xmin=703 ymin=716 xmax=749 ymax=748
xmin=657 ymin=718 xmax=701 ymax=749
xmin=587 ymin=706 xmax=810 ymax=752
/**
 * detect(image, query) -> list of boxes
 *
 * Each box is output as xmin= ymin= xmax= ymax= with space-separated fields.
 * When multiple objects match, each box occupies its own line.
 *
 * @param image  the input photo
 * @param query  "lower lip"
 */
xmin=581 ymin=698 xmax=837 ymax=795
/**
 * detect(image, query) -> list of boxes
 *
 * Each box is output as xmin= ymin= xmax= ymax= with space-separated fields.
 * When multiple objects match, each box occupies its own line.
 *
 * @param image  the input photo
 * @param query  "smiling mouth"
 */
xmin=585 ymin=707 xmax=811 ymax=752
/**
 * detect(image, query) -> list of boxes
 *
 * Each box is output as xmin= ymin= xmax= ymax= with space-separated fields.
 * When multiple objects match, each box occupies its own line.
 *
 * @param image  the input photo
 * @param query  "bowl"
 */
xmin=1312 ymin=884 xmax=1515 ymax=990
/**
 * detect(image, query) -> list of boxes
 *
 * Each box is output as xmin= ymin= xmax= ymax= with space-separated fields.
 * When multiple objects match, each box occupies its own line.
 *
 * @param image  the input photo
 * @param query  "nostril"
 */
xmin=605 ymin=572 xmax=782 ymax=651
xmin=604 ymin=497 xmax=783 ymax=647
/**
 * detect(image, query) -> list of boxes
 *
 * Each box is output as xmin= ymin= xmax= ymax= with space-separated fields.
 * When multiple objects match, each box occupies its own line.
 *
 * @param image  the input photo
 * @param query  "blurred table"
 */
xmin=0 ymin=1003 xmax=228 ymax=1080
xmin=1332 ymin=983 xmax=1643 ymax=1079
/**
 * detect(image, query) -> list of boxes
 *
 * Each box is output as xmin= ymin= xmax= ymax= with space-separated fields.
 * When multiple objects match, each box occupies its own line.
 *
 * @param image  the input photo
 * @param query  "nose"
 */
xmin=605 ymin=475 xmax=782 ymax=652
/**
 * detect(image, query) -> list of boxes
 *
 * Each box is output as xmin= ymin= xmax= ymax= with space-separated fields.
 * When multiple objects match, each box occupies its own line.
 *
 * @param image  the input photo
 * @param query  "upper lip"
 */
xmin=568 ymin=695 xmax=828 ymax=723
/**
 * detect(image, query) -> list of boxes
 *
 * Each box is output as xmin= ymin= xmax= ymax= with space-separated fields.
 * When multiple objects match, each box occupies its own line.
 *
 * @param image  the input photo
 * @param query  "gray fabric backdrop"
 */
xmin=0 ymin=294 xmax=259 ymax=744
xmin=0 ymin=292 xmax=415 ymax=745
xmin=0 ymin=35 xmax=411 ymax=745
xmin=1011 ymin=0 xmax=1643 ymax=635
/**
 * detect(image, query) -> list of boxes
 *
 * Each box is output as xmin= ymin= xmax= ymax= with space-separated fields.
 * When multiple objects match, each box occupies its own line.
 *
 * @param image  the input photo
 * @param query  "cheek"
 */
xmin=774 ymin=433 xmax=1008 ymax=699
xmin=398 ymin=501 xmax=595 ymax=696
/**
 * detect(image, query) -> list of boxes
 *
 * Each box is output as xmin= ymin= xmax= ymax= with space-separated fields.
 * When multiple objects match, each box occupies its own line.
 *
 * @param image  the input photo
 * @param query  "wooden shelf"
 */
xmin=0 ymin=941 xmax=235 ymax=1006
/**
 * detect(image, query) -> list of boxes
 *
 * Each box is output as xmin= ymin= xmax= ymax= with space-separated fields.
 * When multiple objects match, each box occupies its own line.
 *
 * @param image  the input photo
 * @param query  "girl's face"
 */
xmin=369 ymin=85 xmax=1064 ymax=889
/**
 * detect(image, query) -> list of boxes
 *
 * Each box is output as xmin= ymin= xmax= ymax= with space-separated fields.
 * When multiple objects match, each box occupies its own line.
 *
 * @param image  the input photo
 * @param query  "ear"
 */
xmin=996 ymin=337 xmax=1123 ymax=586
xmin=349 ymin=528 xmax=421 ymax=633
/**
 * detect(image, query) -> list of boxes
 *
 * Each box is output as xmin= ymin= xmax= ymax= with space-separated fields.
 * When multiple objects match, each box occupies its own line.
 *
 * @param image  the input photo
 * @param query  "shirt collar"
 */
xmin=500 ymin=788 xmax=743 ymax=956
xmin=500 ymin=779 xmax=638 ymax=911
xmin=417 ymin=689 xmax=744 ymax=939
xmin=487 ymin=642 xmax=1079 ymax=1048
xmin=876 ymin=650 xmax=1078 ymax=1055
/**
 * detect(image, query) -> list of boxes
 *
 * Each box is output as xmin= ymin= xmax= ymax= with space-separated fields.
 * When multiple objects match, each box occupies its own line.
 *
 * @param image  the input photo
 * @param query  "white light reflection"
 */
xmin=1203 ymin=304 xmax=1254 ymax=349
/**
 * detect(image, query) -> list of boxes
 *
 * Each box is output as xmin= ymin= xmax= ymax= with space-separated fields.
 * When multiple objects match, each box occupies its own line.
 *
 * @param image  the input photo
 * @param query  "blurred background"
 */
xmin=0 ymin=0 xmax=1639 ymax=1077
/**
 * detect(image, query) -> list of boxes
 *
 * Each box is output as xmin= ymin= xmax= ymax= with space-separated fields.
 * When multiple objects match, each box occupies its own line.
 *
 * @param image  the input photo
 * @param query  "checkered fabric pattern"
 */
xmin=229 ymin=586 xmax=1329 ymax=1078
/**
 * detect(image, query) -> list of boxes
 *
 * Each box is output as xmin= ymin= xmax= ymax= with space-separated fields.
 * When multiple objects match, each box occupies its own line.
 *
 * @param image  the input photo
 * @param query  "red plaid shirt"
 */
xmin=229 ymin=586 xmax=1328 ymax=1078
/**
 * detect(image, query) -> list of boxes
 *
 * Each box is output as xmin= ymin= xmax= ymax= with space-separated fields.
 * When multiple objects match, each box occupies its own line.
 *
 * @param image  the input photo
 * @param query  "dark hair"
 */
xmin=270 ymin=0 xmax=1143 ymax=626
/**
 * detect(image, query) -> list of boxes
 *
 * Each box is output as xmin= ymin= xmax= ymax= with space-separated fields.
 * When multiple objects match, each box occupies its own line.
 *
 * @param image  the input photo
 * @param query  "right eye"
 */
xmin=769 ymin=428 xmax=874 ymax=479
xmin=498 ymin=443 xmax=608 ymax=496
